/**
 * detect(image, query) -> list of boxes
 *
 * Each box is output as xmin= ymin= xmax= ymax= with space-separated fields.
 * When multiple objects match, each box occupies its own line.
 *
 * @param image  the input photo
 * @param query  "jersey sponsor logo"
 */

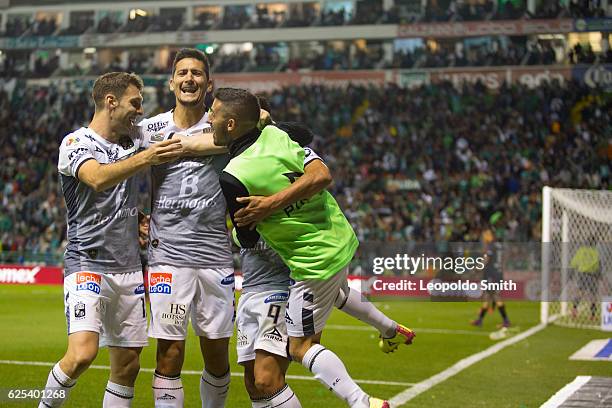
xmin=160 ymin=303 xmax=187 ymax=325
xmin=304 ymin=147 xmax=312 ymax=157
xmin=263 ymin=327 xmax=284 ymax=342
xmin=283 ymin=199 xmax=309 ymax=217
xmin=150 ymin=133 xmax=164 ymax=142
xmin=92 ymin=206 xmax=138 ymax=226
xmin=149 ymin=272 xmax=172 ymax=294
xmin=134 ymin=284 xmax=145 ymax=295
xmin=67 ymin=147 xmax=89 ymax=162
xmin=264 ymin=292 xmax=289 ymax=303
xmin=157 ymin=393 xmax=177 ymax=401
xmin=220 ymin=274 xmax=235 ymax=286
xmin=74 ymin=301 xmax=86 ymax=319
xmin=156 ymin=196 xmax=217 ymax=210
xmin=147 ymin=121 xmax=169 ymax=133
xmin=76 ymin=272 xmax=102 ymax=294
xmin=236 ymin=328 xmax=248 ymax=347
xmin=66 ymin=136 xmax=80 ymax=146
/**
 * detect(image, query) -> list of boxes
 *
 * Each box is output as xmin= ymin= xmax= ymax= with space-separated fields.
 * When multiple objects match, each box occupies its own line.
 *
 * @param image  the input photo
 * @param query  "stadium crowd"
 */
xmin=3 ymin=40 xmax=609 ymax=78
xmin=263 ymin=80 xmax=610 ymax=244
xmin=1 ymin=0 xmax=606 ymax=38
xmin=0 ymin=77 xmax=609 ymax=264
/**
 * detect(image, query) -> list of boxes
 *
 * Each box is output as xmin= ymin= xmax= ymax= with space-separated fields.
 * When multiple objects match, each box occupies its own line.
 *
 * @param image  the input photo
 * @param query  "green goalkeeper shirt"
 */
xmin=219 ymin=125 xmax=358 ymax=281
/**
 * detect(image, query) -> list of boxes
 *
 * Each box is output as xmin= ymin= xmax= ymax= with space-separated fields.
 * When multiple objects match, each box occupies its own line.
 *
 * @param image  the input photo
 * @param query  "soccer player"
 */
xmin=212 ymin=88 xmax=415 ymax=408
xmin=471 ymin=228 xmax=511 ymax=328
xmin=570 ymin=235 xmax=601 ymax=320
xmin=137 ymin=48 xmax=234 ymax=408
xmin=236 ymin=144 xmax=328 ymax=408
xmin=139 ymin=49 xmax=319 ymax=408
xmin=40 ymin=72 xmax=184 ymax=408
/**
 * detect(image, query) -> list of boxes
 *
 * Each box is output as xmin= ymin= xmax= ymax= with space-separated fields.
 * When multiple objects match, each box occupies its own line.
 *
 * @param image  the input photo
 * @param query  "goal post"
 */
xmin=540 ymin=187 xmax=612 ymax=329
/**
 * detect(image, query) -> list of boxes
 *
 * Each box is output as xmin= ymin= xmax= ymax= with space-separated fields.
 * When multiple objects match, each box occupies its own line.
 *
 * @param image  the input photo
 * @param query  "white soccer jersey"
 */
xmin=138 ymin=111 xmax=232 ymax=269
xmin=58 ymin=127 xmax=142 ymax=276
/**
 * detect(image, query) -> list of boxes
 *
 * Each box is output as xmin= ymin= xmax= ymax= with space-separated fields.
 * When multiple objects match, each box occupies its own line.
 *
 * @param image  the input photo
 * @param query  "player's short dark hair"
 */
xmin=214 ymin=88 xmax=261 ymax=127
xmin=92 ymin=72 xmax=143 ymax=109
xmin=255 ymin=94 xmax=271 ymax=114
xmin=172 ymin=48 xmax=211 ymax=79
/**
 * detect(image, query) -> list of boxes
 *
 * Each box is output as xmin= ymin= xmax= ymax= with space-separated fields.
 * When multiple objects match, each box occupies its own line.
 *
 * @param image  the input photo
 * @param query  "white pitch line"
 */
xmin=389 ymin=322 xmax=547 ymax=407
xmin=0 ymin=360 xmax=412 ymax=387
xmin=325 ymin=324 xmax=491 ymax=336
xmin=540 ymin=376 xmax=592 ymax=408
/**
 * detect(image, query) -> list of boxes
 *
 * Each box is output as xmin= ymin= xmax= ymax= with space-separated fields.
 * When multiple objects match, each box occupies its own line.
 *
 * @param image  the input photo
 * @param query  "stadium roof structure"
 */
xmin=7 ymin=0 xmax=166 ymax=4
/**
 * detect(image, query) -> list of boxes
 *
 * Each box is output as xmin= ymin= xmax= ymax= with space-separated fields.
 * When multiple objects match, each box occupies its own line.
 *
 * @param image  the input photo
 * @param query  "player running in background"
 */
xmin=40 ymin=72 xmax=184 ymax=408
xmin=137 ymin=48 xmax=234 ymax=408
xmin=212 ymin=88 xmax=415 ymax=408
xmin=471 ymin=227 xmax=511 ymax=328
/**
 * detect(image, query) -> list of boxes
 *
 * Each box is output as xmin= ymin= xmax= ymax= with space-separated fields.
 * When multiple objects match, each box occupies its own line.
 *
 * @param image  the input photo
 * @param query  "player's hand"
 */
xmin=145 ymin=138 xmax=183 ymax=165
xmin=173 ymin=133 xmax=196 ymax=154
xmin=257 ymin=109 xmax=272 ymax=130
xmin=235 ymin=196 xmax=274 ymax=229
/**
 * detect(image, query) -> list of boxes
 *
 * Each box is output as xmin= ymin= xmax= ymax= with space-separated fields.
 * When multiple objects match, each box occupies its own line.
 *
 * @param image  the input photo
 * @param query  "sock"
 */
xmin=103 ymin=381 xmax=134 ymax=407
xmin=337 ymin=288 xmax=397 ymax=338
xmin=498 ymin=305 xmax=508 ymax=321
xmin=266 ymin=384 xmax=302 ymax=407
xmin=39 ymin=362 xmax=76 ymax=408
xmin=200 ymin=368 xmax=230 ymax=408
xmin=153 ymin=371 xmax=184 ymax=408
xmin=302 ymin=344 xmax=369 ymax=408
xmin=478 ymin=307 xmax=487 ymax=320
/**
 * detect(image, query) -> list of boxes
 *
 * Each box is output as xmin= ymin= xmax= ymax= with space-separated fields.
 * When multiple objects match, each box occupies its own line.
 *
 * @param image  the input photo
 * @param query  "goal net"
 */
xmin=541 ymin=187 xmax=612 ymax=329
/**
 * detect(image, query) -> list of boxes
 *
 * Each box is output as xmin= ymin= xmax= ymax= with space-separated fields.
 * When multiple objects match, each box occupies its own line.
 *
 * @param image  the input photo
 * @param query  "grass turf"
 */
xmin=0 ymin=284 xmax=609 ymax=407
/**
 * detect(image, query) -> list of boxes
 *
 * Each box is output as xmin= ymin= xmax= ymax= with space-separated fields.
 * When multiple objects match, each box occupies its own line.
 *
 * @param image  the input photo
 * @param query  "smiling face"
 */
xmin=110 ymin=84 xmax=143 ymax=136
xmin=170 ymin=57 xmax=212 ymax=108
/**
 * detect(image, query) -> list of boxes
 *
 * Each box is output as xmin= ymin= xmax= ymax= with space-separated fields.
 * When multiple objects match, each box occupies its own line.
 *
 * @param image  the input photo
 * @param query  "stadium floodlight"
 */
xmin=129 ymin=9 xmax=148 ymax=20
xmin=541 ymin=187 xmax=612 ymax=329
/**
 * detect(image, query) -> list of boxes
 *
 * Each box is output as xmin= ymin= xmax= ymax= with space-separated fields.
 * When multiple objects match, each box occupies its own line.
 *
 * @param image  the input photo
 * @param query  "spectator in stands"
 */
xmin=0 ymin=79 xmax=609 ymax=265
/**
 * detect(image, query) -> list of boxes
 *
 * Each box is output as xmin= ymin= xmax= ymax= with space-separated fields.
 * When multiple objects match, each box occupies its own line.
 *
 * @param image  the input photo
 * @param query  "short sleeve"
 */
xmin=58 ymin=133 xmax=96 ymax=178
xmin=303 ymin=147 xmax=325 ymax=167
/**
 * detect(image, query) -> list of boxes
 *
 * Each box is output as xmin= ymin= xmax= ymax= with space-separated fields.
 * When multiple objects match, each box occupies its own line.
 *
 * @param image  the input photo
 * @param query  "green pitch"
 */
xmin=0 ymin=285 xmax=609 ymax=407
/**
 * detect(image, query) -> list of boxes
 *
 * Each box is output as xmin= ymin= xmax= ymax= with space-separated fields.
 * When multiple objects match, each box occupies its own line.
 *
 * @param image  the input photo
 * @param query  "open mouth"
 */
xmin=181 ymin=85 xmax=199 ymax=95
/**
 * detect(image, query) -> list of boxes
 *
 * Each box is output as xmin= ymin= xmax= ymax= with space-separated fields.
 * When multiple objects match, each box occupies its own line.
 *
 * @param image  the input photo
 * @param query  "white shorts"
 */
xmin=286 ymin=267 xmax=349 ymax=337
xmin=64 ymin=271 xmax=148 ymax=348
xmin=236 ymin=290 xmax=289 ymax=364
xmin=148 ymin=265 xmax=235 ymax=340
